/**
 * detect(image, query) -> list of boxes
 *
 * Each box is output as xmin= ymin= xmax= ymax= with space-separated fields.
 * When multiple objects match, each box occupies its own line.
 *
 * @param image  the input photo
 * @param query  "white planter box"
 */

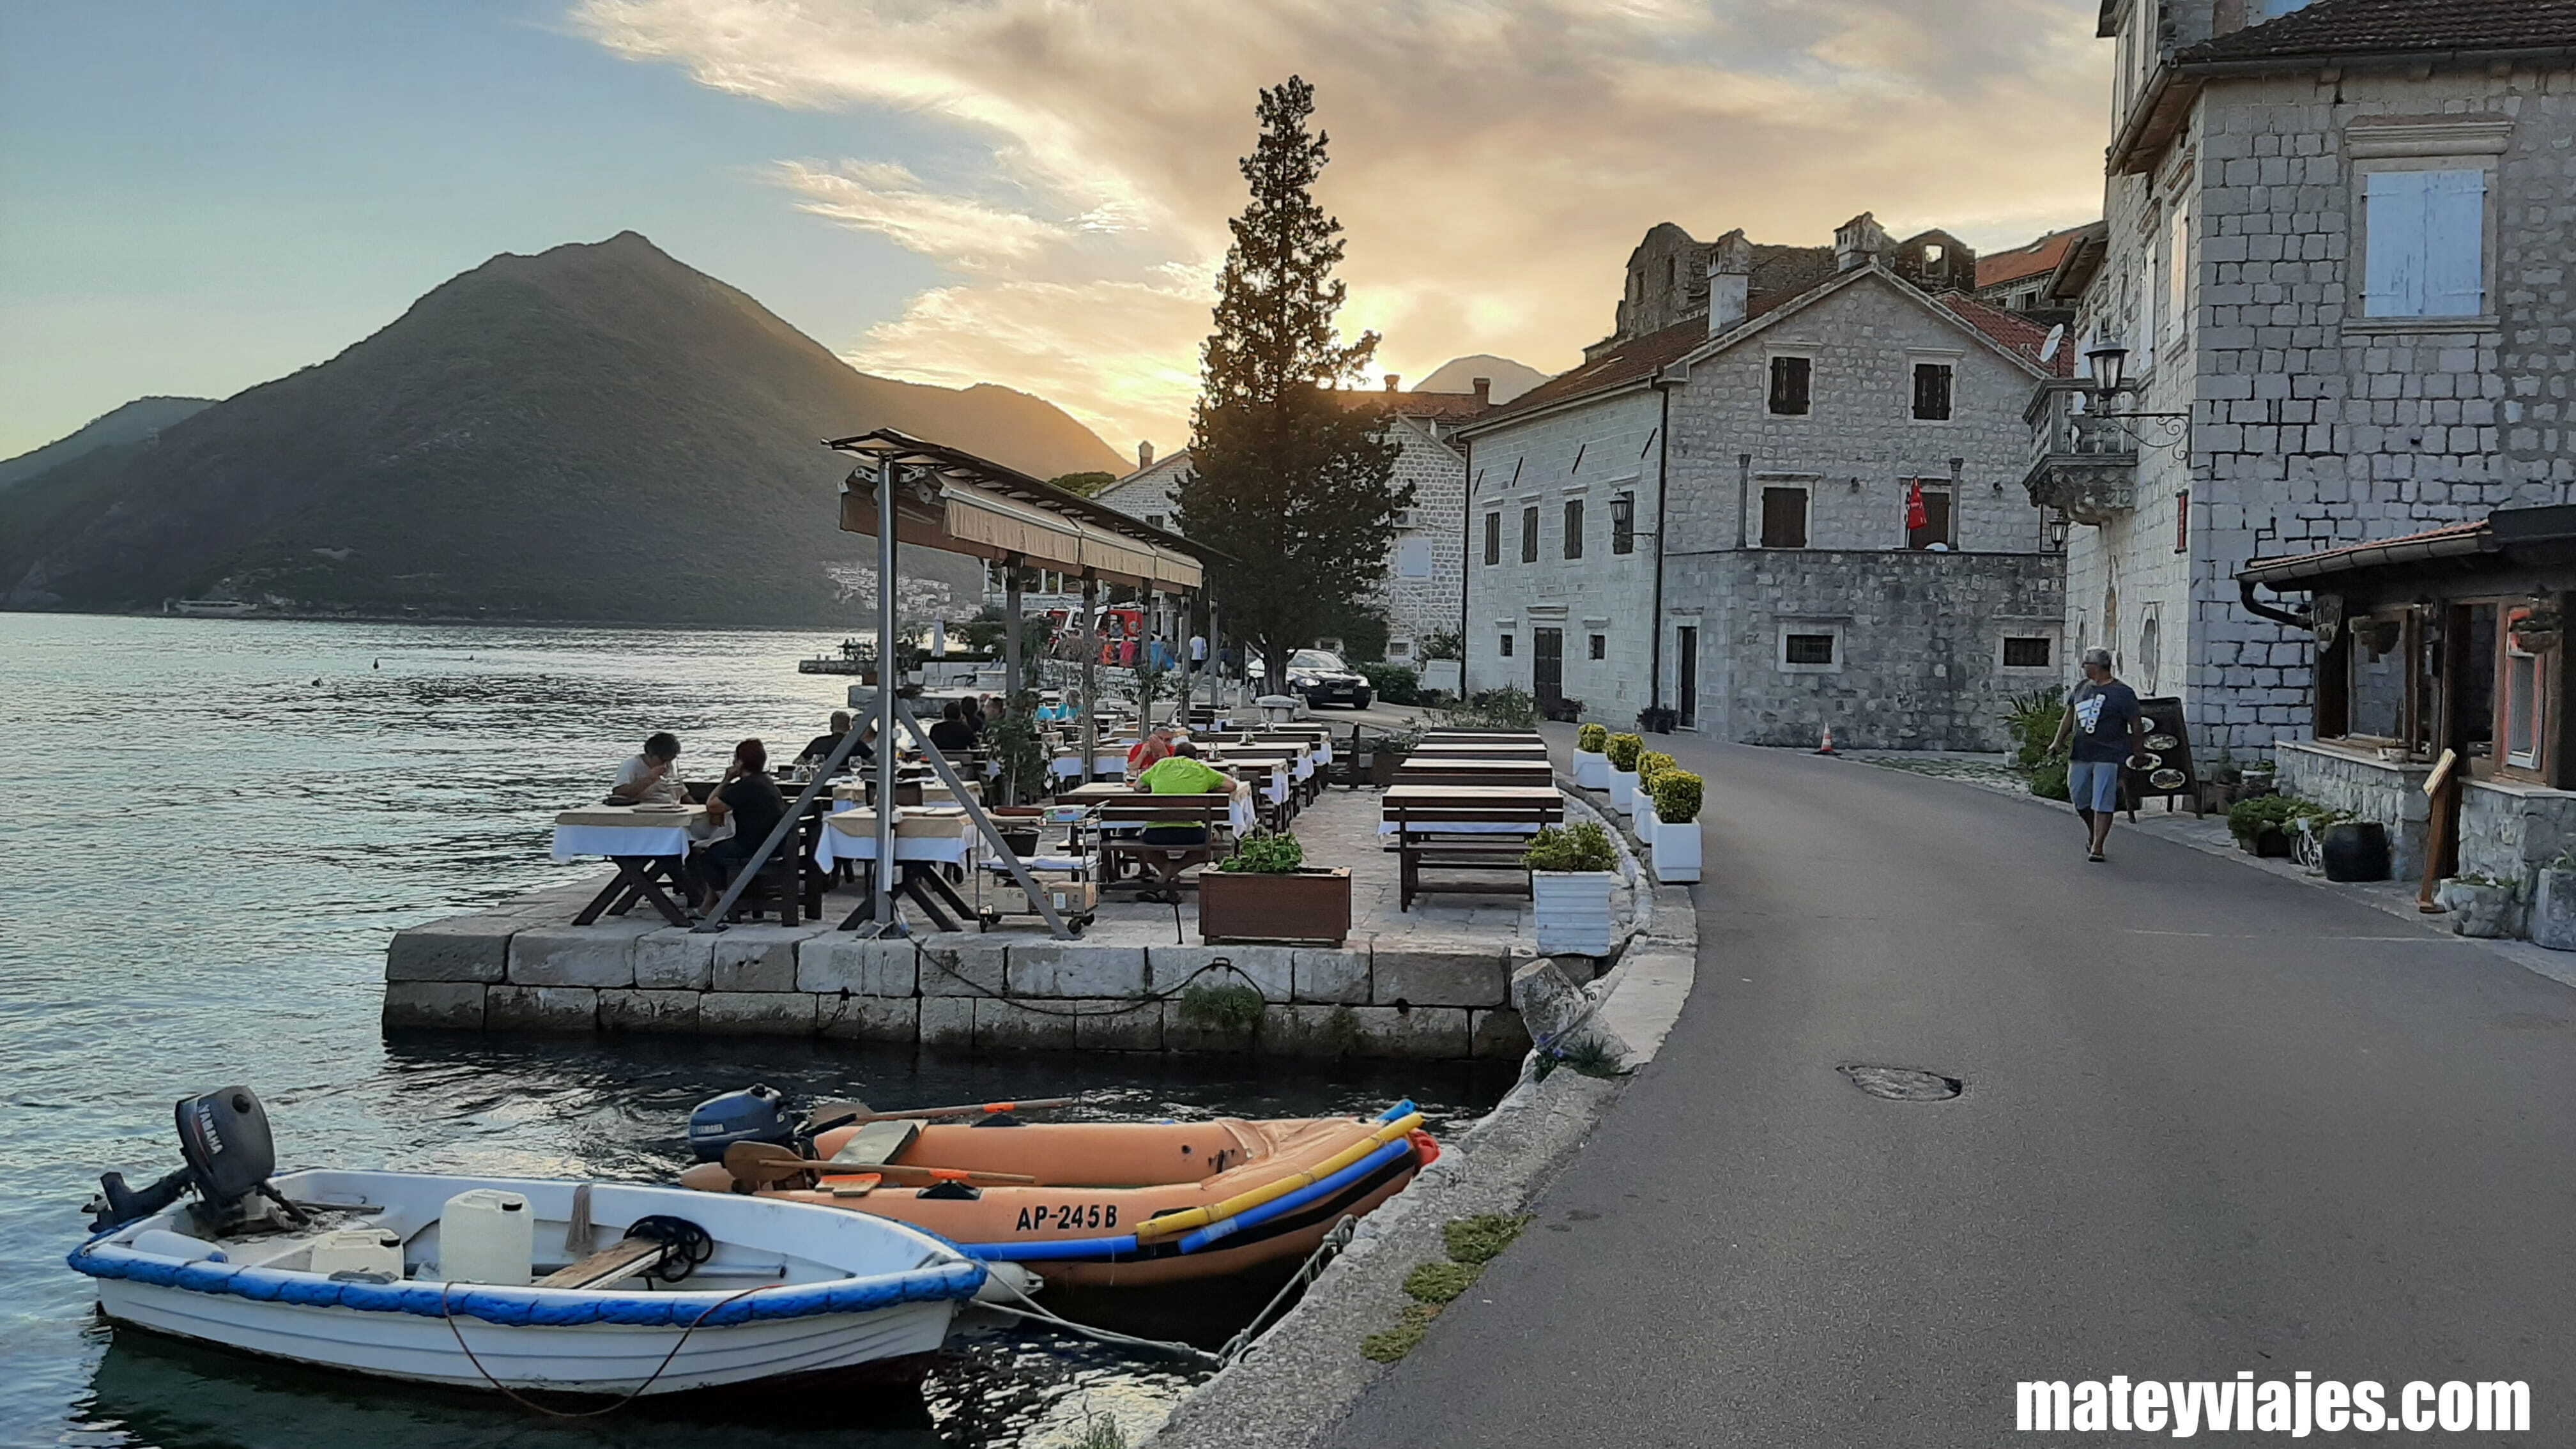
xmin=1574 ymin=749 xmax=1610 ymax=790
xmin=1650 ymin=813 xmax=1701 ymax=883
xmin=1532 ymin=870 xmax=1616 ymax=956
xmin=1608 ymin=768 xmax=1640 ymax=815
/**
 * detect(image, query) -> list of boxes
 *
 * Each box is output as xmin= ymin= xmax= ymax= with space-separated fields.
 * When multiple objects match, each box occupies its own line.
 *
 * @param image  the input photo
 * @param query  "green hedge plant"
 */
xmin=1524 ymin=822 xmax=1617 ymax=873
xmin=2227 ymin=794 xmax=2327 ymax=841
xmin=1577 ymin=723 xmax=1609 ymax=753
xmin=1637 ymin=751 xmax=1675 ymax=789
xmin=1652 ymin=770 xmax=1703 ymax=824
xmin=1604 ymin=733 xmax=1644 ymax=771
xmin=1219 ymin=831 xmax=1306 ymax=873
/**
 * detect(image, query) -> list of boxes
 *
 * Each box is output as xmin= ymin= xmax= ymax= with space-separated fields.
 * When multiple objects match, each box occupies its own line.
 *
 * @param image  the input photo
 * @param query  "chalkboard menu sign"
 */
xmin=2122 ymin=694 xmax=2198 ymax=809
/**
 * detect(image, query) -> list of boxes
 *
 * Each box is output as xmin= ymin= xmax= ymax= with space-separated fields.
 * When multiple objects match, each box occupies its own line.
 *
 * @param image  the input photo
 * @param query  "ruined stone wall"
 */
xmin=1379 ymin=420 xmax=1467 ymax=657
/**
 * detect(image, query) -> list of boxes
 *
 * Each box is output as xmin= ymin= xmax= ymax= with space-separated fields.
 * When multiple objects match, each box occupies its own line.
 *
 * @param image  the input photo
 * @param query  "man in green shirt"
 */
xmin=1133 ymin=740 xmax=1231 ymax=843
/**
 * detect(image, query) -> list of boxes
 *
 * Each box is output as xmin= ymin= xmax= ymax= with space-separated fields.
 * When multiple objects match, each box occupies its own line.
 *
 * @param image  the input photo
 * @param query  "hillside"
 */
xmin=1413 ymin=354 xmax=1547 ymax=404
xmin=0 ymin=233 xmax=1124 ymax=623
xmin=0 ymin=396 xmax=213 ymax=493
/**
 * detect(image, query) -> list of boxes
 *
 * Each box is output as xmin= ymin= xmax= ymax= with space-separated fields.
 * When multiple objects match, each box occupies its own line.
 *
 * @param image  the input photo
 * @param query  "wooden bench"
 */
xmin=1383 ymin=786 xmax=1565 ymax=911
xmin=1395 ymin=759 xmax=1556 ymax=788
xmin=1094 ymin=793 xmax=1237 ymax=900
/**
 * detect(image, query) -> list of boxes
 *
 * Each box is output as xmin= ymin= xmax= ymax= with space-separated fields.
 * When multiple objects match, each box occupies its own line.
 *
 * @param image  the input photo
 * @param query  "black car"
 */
xmin=1287 ymin=649 xmax=1372 ymax=709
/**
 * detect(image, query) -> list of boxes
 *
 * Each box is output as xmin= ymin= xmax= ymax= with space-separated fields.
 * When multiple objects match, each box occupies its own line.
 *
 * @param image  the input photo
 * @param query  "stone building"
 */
xmin=1456 ymin=215 xmax=2068 ymax=749
xmin=1974 ymin=222 xmax=2103 ymax=320
xmin=2029 ymin=0 xmax=2576 ymax=758
xmin=1089 ymin=381 xmax=1496 ymax=664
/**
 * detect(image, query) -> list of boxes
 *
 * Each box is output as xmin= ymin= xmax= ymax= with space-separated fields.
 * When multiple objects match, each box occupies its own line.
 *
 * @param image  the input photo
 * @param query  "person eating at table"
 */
xmin=1126 ymin=722 xmax=1177 ymax=775
xmin=1131 ymin=739 xmax=1231 ymax=844
xmin=928 ymin=699 xmax=979 ymax=754
xmin=609 ymin=732 xmax=685 ymax=805
xmin=689 ymin=738 xmax=787 ymax=908
xmin=795 ymin=712 xmax=872 ymax=771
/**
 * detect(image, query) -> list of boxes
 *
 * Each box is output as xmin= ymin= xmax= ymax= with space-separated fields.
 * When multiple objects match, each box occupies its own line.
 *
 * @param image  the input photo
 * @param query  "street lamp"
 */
xmin=2080 ymin=334 xmax=2187 ymax=457
xmin=2084 ymin=340 xmax=2129 ymax=399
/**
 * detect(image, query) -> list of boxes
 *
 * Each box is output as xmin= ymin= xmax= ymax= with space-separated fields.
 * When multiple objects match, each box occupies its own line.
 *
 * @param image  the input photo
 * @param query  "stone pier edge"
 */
xmin=1145 ymin=765 xmax=1701 ymax=1449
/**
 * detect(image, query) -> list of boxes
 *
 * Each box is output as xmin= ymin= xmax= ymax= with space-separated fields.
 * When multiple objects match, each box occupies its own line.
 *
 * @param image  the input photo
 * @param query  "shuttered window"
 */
xmin=1759 ymin=486 xmax=1808 ymax=549
xmin=1483 ymin=512 xmax=1501 ymax=565
xmin=1768 ymin=356 xmax=1811 ymax=416
xmin=2365 ymin=169 xmax=2487 ymax=318
xmin=1520 ymin=506 xmax=1540 ymax=563
xmin=1563 ymin=499 xmax=1584 ymax=559
xmin=1911 ymin=364 xmax=1952 ymax=420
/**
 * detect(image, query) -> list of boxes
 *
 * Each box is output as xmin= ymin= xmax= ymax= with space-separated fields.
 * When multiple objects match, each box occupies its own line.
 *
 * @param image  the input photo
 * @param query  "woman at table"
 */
xmin=689 ymin=738 xmax=786 ymax=908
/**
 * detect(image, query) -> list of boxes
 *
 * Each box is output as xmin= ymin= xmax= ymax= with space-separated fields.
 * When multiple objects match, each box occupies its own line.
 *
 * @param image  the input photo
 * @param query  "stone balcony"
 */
xmin=2021 ymin=379 xmax=2137 ymax=525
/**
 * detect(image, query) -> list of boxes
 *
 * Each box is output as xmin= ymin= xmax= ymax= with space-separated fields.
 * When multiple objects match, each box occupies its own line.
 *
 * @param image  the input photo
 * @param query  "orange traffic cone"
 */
xmin=1815 ymin=725 xmax=1838 ymax=756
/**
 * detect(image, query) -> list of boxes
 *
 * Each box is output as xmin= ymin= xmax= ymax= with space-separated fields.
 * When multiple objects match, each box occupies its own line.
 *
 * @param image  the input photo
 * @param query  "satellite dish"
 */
xmin=2040 ymin=323 xmax=2067 ymax=362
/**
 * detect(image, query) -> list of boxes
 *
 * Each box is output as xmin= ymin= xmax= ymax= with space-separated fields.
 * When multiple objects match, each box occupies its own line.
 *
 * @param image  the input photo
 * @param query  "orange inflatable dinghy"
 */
xmin=678 ymin=1102 xmax=1434 ymax=1287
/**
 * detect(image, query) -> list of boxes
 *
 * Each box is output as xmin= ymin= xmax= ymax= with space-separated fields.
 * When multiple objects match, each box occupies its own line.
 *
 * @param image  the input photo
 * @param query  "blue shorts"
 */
xmin=2067 ymin=760 xmax=2123 ymax=812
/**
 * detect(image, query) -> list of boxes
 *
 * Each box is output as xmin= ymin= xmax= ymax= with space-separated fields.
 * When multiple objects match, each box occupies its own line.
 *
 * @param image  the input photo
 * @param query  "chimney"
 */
xmin=1471 ymin=377 xmax=1492 ymax=406
xmin=1706 ymin=229 xmax=1754 ymax=336
xmin=1383 ymin=374 xmax=1400 ymax=392
xmin=1834 ymin=211 xmax=1889 ymax=273
xmin=1138 ymin=441 xmax=1154 ymax=470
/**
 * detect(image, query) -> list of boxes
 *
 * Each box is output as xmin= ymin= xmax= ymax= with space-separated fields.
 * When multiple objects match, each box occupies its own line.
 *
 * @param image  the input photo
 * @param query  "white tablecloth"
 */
xmin=551 ymin=825 xmax=693 ymax=861
xmin=1050 ymin=753 xmax=1135 ymax=781
xmin=813 ymin=816 xmax=976 ymax=867
xmin=1094 ymin=795 xmax=1257 ymax=836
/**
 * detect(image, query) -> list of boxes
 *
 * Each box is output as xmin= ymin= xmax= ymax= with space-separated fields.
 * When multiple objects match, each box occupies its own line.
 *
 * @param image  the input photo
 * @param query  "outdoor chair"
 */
xmin=1094 ymin=794 xmax=1237 ymax=903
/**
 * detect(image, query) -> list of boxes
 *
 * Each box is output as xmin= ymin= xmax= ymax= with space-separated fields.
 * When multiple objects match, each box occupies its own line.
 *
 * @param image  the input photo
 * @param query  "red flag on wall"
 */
xmin=1906 ymin=480 xmax=1928 ymax=531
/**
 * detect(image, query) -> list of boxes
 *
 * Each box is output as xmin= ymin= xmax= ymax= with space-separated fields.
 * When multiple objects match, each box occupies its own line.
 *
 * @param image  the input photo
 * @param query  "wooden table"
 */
xmin=1397 ymin=758 xmax=1555 ymax=787
xmin=1379 ymin=785 xmax=1567 ymax=909
xmin=553 ymin=806 xmax=708 ymax=926
xmin=1407 ymin=743 xmax=1550 ymax=758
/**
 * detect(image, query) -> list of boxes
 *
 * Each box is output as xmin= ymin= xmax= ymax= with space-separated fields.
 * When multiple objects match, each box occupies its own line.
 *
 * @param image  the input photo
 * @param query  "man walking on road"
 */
xmin=2051 ymin=646 xmax=2147 ymax=863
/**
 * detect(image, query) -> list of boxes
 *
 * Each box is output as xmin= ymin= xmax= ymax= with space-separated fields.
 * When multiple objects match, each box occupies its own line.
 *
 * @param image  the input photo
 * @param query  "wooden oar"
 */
xmin=804 ymin=1096 xmax=1082 ymax=1135
xmin=721 ymin=1142 xmax=1038 ymax=1193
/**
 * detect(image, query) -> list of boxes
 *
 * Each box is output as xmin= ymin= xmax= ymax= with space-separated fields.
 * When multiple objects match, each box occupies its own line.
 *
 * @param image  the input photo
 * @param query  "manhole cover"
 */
xmin=1838 ymin=1064 xmax=1962 ymax=1101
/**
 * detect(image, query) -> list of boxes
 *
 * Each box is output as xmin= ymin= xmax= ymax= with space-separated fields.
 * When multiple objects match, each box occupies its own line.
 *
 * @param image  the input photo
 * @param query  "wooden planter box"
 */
xmin=1369 ymin=753 xmax=1410 ymax=788
xmin=1199 ymin=868 xmax=1352 ymax=946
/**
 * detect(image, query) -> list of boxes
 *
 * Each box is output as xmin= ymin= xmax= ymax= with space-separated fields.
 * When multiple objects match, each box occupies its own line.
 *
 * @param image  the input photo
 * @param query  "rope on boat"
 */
xmin=437 ymin=1278 xmax=787 ymax=1418
xmin=1216 ymin=1214 xmax=1359 ymax=1368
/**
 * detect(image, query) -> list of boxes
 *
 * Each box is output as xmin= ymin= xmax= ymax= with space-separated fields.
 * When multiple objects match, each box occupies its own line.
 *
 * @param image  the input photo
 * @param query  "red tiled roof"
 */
xmin=1974 ymin=226 xmax=2092 ymax=290
xmin=1328 ymin=389 xmax=1494 ymax=423
xmin=2181 ymin=0 xmax=2576 ymax=64
xmin=1938 ymin=292 xmax=2074 ymax=376
xmin=1466 ymin=318 xmax=1712 ymax=425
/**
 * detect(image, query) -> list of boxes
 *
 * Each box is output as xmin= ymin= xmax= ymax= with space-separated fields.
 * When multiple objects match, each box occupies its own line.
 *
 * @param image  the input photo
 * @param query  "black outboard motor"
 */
xmin=686 ymin=1084 xmax=798 ymax=1162
xmin=92 ymin=1085 xmax=307 ymax=1235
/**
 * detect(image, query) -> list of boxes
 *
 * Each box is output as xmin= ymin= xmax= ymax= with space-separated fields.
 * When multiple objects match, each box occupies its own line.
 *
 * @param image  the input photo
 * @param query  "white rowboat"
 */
xmin=72 ymin=1168 xmax=985 ymax=1397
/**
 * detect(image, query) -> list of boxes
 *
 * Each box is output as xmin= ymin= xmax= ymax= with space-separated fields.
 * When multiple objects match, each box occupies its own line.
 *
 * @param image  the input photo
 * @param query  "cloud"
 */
xmin=575 ymin=0 xmax=2111 ymax=452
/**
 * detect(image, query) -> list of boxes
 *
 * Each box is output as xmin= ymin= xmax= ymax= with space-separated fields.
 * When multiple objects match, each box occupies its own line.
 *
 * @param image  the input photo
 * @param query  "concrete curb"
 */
xmin=1146 ymin=767 xmax=1701 ymax=1449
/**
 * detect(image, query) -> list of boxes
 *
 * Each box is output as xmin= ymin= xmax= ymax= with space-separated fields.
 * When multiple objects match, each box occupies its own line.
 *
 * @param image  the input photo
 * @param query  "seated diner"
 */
xmin=609 ymin=732 xmax=685 ymax=806
xmin=689 ymin=739 xmax=786 ymax=908
xmin=1132 ymin=740 xmax=1230 ymax=843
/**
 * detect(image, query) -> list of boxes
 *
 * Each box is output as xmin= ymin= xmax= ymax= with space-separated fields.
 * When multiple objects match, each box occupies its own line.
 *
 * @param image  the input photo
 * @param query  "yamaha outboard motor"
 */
xmin=91 ymin=1085 xmax=307 ymax=1235
xmin=686 ymin=1084 xmax=798 ymax=1162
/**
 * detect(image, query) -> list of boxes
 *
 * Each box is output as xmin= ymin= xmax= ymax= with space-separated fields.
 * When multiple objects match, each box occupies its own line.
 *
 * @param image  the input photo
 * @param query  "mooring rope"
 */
xmin=1216 ymin=1214 xmax=1360 ymax=1367
xmin=438 ymin=1278 xmax=786 ymax=1419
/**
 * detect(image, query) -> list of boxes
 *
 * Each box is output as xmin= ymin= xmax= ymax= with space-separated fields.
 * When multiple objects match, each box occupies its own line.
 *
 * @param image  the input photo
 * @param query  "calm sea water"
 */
xmin=0 ymin=613 xmax=1503 ymax=1449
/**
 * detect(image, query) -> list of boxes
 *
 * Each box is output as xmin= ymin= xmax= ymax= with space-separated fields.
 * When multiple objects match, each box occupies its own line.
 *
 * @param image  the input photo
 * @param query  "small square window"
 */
xmin=1146 ymin=514 xmax=1167 ymax=530
xmin=1589 ymin=634 xmax=1607 ymax=660
xmin=1768 ymin=356 xmax=1811 ymax=416
xmin=1499 ymin=634 xmax=1515 ymax=658
xmin=1611 ymin=493 xmax=1636 ymax=555
xmin=2002 ymin=636 xmax=2053 ymax=668
xmin=1521 ymin=505 xmax=1540 ymax=563
xmin=1388 ymin=639 xmax=1413 ymax=658
xmin=1563 ymin=499 xmax=1584 ymax=560
xmin=1784 ymin=633 xmax=1836 ymax=665
xmin=1483 ymin=512 xmax=1501 ymax=565
xmin=1911 ymin=363 xmax=1953 ymax=421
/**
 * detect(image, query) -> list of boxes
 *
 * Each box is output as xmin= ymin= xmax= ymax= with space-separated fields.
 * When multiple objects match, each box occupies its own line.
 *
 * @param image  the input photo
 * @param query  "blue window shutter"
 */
xmin=2422 ymin=169 xmax=2487 ymax=317
xmin=2365 ymin=170 xmax=2430 ymax=318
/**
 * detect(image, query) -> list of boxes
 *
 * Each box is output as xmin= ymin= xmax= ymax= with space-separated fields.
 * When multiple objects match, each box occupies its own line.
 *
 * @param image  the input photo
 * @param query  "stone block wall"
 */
xmin=2074 ymin=63 xmax=2576 ymax=759
xmin=1379 ymin=419 xmax=1468 ymax=657
xmin=2273 ymin=740 xmax=2433 ymax=880
xmin=2457 ymin=779 xmax=2576 ymax=893
xmin=1666 ymin=547 xmax=2064 ymax=749
xmin=383 ymin=912 xmax=1530 ymax=1061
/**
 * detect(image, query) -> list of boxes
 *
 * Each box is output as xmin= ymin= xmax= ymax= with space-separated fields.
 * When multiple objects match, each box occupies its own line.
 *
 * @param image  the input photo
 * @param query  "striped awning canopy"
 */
xmin=827 ymin=429 xmax=1209 ymax=590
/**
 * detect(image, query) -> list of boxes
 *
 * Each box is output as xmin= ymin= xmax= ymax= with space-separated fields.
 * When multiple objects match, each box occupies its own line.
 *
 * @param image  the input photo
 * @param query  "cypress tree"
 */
xmin=1177 ymin=76 xmax=1407 ymax=694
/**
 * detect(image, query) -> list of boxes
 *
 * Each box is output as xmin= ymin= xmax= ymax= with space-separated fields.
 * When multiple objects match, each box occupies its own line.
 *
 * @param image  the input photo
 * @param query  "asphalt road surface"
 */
xmin=1329 ymin=735 xmax=2576 ymax=1447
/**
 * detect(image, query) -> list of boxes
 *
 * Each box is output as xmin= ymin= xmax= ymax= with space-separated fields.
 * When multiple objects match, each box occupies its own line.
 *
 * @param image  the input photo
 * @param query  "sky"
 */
xmin=0 ymin=0 xmax=2112 ymax=463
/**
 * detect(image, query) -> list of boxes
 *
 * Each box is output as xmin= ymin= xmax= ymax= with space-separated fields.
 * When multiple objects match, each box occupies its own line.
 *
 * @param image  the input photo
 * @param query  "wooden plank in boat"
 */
xmin=534 ymin=1236 xmax=671 ymax=1291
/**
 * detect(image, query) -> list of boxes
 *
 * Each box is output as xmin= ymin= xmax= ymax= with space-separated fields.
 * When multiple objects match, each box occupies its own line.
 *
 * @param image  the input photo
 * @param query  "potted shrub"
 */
xmin=2533 ymin=852 xmax=2576 ymax=951
xmin=2317 ymin=817 xmax=2391 ymax=882
xmin=2436 ymin=873 xmax=2521 ymax=939
xmin=1574 ymin=723 xmax=1611 ymax=790
xmin=1526 ymin=822 xmax=1618 ymax=956
xmin=1648 ymin=770 xmax=1702 ymax=884
xmin=1367 ymin=724 xmax=1424 ymax=788
xmin=1637 ymin=705 xmax=1678 ymax=735
xmin=1199 ymin=831 xmax=1351 ymax=946
xmin=1543 ymin=695 xmax=1586 ymax=723
xmin=1634 ymin=750 xmax=1675 ymax=832
xmin=2227 ymin=795 xmax=2317 ymax=859
xmin=1604 ymin=733 xmax=1645 ymax=814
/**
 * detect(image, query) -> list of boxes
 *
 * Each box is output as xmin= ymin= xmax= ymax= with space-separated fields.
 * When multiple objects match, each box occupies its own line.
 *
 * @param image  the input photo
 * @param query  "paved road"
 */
xmin=1330 ymin=735 xmax=2576 ymax=1447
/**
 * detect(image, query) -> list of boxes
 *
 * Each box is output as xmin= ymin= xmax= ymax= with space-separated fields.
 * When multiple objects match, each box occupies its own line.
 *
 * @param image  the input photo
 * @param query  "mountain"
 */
xmin=0 ymin=233 xmax=1125 ymax=623
xmin=0 ymin=396 xmax=214 ymax=493
xmin=1411 ymin=355 xmax=1547 ymax=404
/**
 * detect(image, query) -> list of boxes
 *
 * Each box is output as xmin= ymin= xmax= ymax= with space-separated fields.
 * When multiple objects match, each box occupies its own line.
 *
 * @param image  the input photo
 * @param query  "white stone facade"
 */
xmin=1466 ymin=264 xmax=2065 ymax=746
xmin=2063 ymin=3 xmax=2576 ymax=756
